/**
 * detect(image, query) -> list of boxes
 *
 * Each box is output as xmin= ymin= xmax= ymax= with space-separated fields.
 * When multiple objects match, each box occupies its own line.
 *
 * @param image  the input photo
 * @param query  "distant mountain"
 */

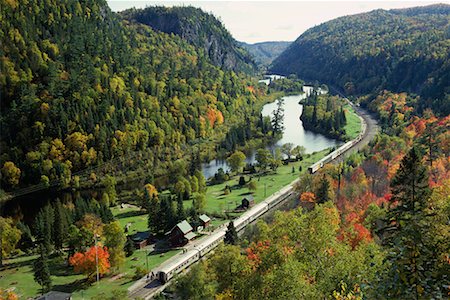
xmin=270 ymin=4 xmax=450 ymax=115
xmin=240 ymin=41 xmax=291 ymax=66
xmin=121 ymin=6 xmax=257 ymax=73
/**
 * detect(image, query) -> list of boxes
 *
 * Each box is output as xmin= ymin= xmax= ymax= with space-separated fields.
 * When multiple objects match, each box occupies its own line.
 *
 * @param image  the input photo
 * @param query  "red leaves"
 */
xmin=69 ymin=245 xmax=110 ymax=278
xmin=300 ymin=192 xmax=316 ymax=202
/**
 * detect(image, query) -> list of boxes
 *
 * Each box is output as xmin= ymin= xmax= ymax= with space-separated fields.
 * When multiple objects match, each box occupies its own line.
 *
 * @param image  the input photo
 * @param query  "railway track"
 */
xmin=127 ymin=105 xmax=379 ymax=300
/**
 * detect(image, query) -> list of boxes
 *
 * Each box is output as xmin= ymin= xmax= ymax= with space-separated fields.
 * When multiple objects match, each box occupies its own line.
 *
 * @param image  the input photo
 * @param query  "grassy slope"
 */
xmin=0 ymin=206 xmax=180 ymax=300
xmin=344 ymin=104 xmax=361 ymax=139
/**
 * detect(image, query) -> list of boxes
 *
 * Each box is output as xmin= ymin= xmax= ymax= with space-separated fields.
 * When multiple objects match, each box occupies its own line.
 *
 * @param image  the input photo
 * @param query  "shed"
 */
xmin=241 ymin=195 xmax=255 ymax=209
xmin=199 ymin=214 xmax=211 ymax=228
xmin=130 ymin=231 xmax=151 ymax=249
xmin=168 ymin=220 xmax=195 ymax=246
xmin=35 ymin=291 xmax=72 ymax=300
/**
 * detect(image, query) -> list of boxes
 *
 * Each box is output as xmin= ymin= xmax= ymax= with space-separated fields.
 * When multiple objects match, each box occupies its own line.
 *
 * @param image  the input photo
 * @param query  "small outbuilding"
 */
xmin=199 ymin=214 xmax=211 ymax=228
xmin=168 ymin=220 xmax=196 ymax=246
xmin=35 ymin=291 xmax=72 ymax=300
xmin=130 ymin=231 xmax=151 ymax=249
xmin=241 ymin=195 xmax=255 ymax=209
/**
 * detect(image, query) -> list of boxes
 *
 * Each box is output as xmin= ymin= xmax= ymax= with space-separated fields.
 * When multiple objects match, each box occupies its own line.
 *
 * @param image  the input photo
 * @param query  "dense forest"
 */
xmin=172 ymin=90 xmax=450 ymax=300
xmin=0 ymin=0 xmax=266 ymax=192
xmin=120 ymin=6 xmax=256 ymax=73
xmin=271 ymin=4 xmax=450 ymax=115
xmin=240 ymin=41 xmax=291 ymax=67
xmin=300 ymin=91 xmax=348 ymax=139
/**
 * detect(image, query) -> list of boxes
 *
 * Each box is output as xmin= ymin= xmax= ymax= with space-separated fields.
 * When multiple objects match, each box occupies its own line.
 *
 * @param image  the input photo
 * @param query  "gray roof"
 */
xmin=185 ymin=232 xmax=196 ymax=240
xmin=130 ymin=231 xmax=150 ymax=242
xmin=199 ymin=214 xmax=211 ymax=223
xmin=35 ymin=291 xmax=71 ymax=300
xmin=243 ymin=195 xmax=254 ymax=201
xmin=175 ymin=220 xmax=193 ymax=234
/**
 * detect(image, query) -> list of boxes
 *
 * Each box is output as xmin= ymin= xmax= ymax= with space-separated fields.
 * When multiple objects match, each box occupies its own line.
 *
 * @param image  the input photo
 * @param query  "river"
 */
xmin=201 ymin=86 xmax=340 ymax=178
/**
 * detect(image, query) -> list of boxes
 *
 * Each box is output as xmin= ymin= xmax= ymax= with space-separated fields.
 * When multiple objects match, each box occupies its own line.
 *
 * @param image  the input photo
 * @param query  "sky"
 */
xmin=107 ymin=1 xmax=448 ymax=43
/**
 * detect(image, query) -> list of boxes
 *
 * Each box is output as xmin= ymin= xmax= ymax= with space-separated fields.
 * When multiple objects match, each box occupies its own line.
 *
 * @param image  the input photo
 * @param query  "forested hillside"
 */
xmin=271 ymin=4 xmax=450 ymax=115
xmin=120 ymin=6 xmax=256 ymax=73
xmin=0 ymin=0 xmax=263 ymax=191
xmin=240 ymin=41 xmax=291 ymax=67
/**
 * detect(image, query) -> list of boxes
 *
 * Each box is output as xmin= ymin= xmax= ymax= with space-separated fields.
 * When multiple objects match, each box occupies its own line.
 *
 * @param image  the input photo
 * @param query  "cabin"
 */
xmin=35 ymin=291 xmax=72 ymax=300
xmin=241 ymin=195 xmax=255 ymax=209
xmin=169 ymin=220 xmax=196 ymax=246
xmin=130 ymin=231 xmax=151 ymax=249
xmin=199 ymin=214 xmax=211 ymax=228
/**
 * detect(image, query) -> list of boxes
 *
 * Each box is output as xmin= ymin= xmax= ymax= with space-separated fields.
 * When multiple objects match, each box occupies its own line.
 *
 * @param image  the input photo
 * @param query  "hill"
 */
xmin=270 ymin=4 xmax=450 ymax=115
xmin=240 ymin=41 xmax=291 ymax=66
xmin=120 ymin=6 xmax=257 ymax=73
xmin=0 ymin=0 xmax=261 ymax=190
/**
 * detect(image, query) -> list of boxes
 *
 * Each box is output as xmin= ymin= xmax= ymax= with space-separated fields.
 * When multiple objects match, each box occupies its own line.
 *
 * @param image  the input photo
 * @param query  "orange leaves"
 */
xmin=0 ymin=289 xmax=19 ymax=300
xmin=205 ymin=106 xmax=224 ymax=127
xmin=300 ymin=192 xmax=316 ymax=203
xmin=69 ymin=246 xmax=110 ymax=278
xmin=144 ymin=183 xmax=158 ymax=199
xmin=245 ymin=240 xmax=271 ymax=270
xmin=339 ymin=212 xmax=372 ymax=250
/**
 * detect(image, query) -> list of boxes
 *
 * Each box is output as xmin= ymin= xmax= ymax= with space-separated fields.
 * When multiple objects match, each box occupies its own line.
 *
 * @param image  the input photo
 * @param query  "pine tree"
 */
xmin=176 ymin=195 xmax=186 ymax=222
xmin=53 ymin=199 xmax=68 ymax=250
xmin=147 ymin=195 xmax=160 ymax=233
xmin=33 ymin=244 xmax=52 ymax=293
xmin=124 ymin=237 xmax=135 ymax=257
xmin=316 ymin=175 xmax=331 ymax=203
xmin=381 ymin=147 xmax=438 ymax=299
xmin=224 ymin=221 xmax=238 ymax=245
xmin=35 ymin=205 xmax=54 ymax=253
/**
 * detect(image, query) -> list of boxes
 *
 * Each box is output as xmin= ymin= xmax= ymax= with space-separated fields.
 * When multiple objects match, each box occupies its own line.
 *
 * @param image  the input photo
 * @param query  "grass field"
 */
xmin=190 ymin=149 xmax=330 ymax=215
xmin=0 ymin=206 xmax=180 ymax=300
xmin=344 ymin=104 xmax=362 ymax=139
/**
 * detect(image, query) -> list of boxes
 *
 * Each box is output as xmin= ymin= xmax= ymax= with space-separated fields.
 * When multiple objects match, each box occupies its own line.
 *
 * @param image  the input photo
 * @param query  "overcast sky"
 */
xmin=107 ymin=1 xmax=447 ymax=43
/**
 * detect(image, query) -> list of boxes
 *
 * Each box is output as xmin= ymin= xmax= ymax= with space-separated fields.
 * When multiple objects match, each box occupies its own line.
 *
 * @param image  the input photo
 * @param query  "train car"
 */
xmin=158 ymin=249 xmax=200 ymax=283
xmin=194 ymin=229 xmax=226 ymax=256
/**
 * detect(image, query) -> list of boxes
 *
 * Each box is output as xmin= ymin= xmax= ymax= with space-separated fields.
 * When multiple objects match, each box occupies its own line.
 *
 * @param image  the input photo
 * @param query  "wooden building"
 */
xmin=241 ymin=195 xmax=255 ymax=209
xmin=168 ymin=220 xmax=196 ymax=246
xmin=130 ymin=231 xmax=151 ymax=249
xmin=199 ymin=214 xmax=211 ymax=228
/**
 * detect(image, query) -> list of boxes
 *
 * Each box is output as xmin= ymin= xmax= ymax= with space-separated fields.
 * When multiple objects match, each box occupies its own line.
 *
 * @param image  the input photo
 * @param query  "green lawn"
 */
xmin=194 ymin=149 xmax=330 ymax=215
xmin=344 ymin=104 xmax=362 ymax=139
xmin=0 ymin=206 xmax=180 ymax=300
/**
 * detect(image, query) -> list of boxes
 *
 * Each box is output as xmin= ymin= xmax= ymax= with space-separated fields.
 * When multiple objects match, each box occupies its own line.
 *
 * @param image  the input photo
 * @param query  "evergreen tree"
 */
xmin=381 ymin=147 xmax=439 ymax=299
xmin=124 ymin=237 xmax=135 ymax=257
xmin=316 ymin=175 xmax=331 ymax=203
xmin=176 ymin=195 xmax=186 ymax=222
xmin=34 ymin=206 xmax=54 ymax=253
xmin=33 ymin=244 xmax=52 ymax=293
xmin=53 ymin=199 xmax=68 ymax=250
xmin=17 ymin=222 xmax=34 ymax=252
xmin=224 ymin=221 xmax=238 ymax=245
xmin=147 ymin=195 xmax=160 ymax=233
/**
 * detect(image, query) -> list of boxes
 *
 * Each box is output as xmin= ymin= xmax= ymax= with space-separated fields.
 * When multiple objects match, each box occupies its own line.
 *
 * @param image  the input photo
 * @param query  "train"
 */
xmin=156 ymin=110 xmax=367 ymax=284
xmin=308 ymin=114 xmax=366 ymax=174
xmin=157 ymin=186 xmax=295 ymax=283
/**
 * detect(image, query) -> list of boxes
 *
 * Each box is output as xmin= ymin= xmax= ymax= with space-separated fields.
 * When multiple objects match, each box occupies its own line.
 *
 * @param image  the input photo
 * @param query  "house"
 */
xmin=199 ymin=214 xmax=211 ymax=228
xmin=241 ymin=195 xmax=255 ymax=209
xmin=130 ymin=231 xmax=151 ymax=249
xmin=168 ymin=220 xmax=196 ymax=246
xmin=35 ymin=291 xmax=72 ymax=300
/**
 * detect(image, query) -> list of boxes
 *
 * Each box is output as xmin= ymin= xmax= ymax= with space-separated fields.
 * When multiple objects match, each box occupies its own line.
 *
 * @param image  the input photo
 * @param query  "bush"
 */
xmin=133 ymin=266 xmax=148 ymax=280
xmin=239 ymin=176 xmax=246 ymax=186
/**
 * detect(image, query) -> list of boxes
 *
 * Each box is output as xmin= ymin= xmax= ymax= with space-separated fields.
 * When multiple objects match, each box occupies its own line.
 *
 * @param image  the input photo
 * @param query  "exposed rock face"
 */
xmin=121 ymin=6 xmax=256 ymax=73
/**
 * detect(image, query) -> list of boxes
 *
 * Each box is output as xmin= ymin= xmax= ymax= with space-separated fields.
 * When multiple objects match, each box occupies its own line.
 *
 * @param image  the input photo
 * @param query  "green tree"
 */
xmin=291 ymin=145 xmax=306 ymax=159
xmin=256 ymin=149 xmax=271 ymax=171
xmin=226 ymin=151 xmax=246 ymax=174
xmin=103 ymin=176 xmax=117 ymax=206
xmin=124 ymin=237 xmax=135 ymax=257
xmin=147 ymin=195 xmax=160 ymax=233
xmin=224 ymin=221 xmax=238 ymax=245
xmin=315 ymin=175 xmax=331 ymax=203
xmin=53 ymin=199 xmax=69 ymax=250
xmin=1 ymin=161 xmax=21 ymax=187
xmin=103 ymin=221 xmax=126 ymax=272
xmin=175 ymin=262 xmax=216 ymax=300
xmin=192 ymin=192 xmax=206 ymax=212
xmin=195 ymin=170 xmax=207 ymax=193
xmin=380 ymin=147 xmax=440 ymax=299
xmin=33 ymin=244 xmax=52 ymax=293
xmin=0 ymin=217 xmax=21 ymax=266
xmin=248 ymin=181 xmax=257 ymax=191
xmin=34 ymin=205 xmax=54 ymax=253
xmin=281 ymin=143 xmax=294 ymax=160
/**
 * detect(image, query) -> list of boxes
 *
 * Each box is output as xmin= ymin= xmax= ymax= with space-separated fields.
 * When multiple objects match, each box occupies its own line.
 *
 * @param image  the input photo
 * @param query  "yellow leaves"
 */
xmin=4 ymin=0 xmax=19 ymax=9
xmin=49 ymin=138 xmax=65 ymax=161
xmin=109 ymin=75 xmax=126 ymax=96
xmin=65 ymin=132 xmax=89 ymax=152
xmin=60 ymin=71 xmax=69 ymax=80
xmin=125 ymin=97 xmax=134 ymax=108
xmin=144 ymin=183 xmax=158 ymax=199
xmin=1 ymin=161 xmax=21 ymax=186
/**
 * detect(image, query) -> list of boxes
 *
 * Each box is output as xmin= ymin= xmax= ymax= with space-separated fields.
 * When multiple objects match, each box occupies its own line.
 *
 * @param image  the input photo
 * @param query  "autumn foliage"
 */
xmin=300 ymin=191 xmax=316 ymax=202
xmin=69 ymin=246 xmax=110 ymax=278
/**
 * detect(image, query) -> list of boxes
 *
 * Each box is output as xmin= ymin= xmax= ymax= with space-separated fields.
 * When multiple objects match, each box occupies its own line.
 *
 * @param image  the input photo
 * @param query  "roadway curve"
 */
xmin=127 ymin=105 xmax=379 ymax=300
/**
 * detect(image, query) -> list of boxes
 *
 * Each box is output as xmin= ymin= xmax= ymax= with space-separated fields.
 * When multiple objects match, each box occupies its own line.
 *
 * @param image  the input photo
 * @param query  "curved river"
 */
xmin=201 ymin=86 xmax=340 ymax=178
